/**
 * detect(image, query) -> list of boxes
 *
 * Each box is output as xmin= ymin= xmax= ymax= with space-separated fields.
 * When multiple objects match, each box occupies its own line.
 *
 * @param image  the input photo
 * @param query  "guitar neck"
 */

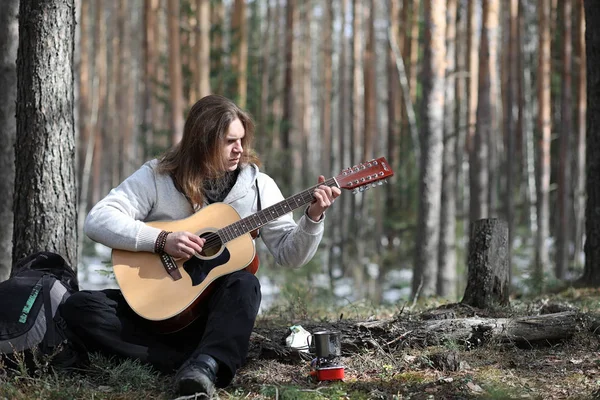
xmin=217 ymin=177 xmax=339 ymax=243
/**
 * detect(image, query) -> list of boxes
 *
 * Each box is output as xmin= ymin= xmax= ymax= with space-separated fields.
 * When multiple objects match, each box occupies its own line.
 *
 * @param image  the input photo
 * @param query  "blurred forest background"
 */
xmin=0 ymin=0 xmax=595 ymax=310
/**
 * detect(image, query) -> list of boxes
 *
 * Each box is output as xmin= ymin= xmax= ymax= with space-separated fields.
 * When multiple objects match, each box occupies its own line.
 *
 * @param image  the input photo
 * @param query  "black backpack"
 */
xmin=0 ymin=251 xmax=88 ymax=370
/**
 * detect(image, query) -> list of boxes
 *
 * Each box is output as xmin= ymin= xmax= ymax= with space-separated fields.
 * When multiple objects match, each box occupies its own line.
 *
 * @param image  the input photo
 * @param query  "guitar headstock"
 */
xmin=335 ymin=157 xmax=394 ymax=192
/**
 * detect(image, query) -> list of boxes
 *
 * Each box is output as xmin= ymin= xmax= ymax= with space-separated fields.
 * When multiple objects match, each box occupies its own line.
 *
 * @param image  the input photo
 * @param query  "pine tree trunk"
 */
xmin=574 ymin=0 xmax=586 ymax=269
xmin=299 ymin=2 xmax=312 ymax=189
xmin=167 ymin=0 xmax=184 ymax=144
xmin=413 ymin=0 xmax=446 ymax=299
xmin=92 ymin=1 xmax=107 ymax=207
xmin=0 ymin=0 xmax=18 ymax=281
xmin=581 ymin=0 xmax=600 ymax=286
xmin=231 ymin=0 xmax=247 ymax=108
xmin=505 ymin=0 xmax=519 ymax=283
xmin=438 ymin=0 xmax=458 ymax=299
xmin=557 ymin=0 xmax=573 ymax=280
xmin=14 ymin=0 xmax=78 ymax=268
xmin=470 ymin=0 xmax=492 ymax=223
xmin=536 ymin=0 xmax=552 ymax=284
xmin=466 ymin=0 xmax=479 ymax=160
xmin=211 ymin=0 xmax=225 ymax=95
xmin=281 ymin=0 xmax=295 ymax=191
xmin=363 ymin=0 xmax=375 ymax=162
xmin=321 ymin=1 xmax=333 ymax=176
xmin=196 ymin=0 xmax=210 ymax=99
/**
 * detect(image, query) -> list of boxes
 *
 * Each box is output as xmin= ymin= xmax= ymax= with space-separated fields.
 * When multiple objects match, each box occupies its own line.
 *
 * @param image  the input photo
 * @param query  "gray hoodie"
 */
xmin=84 ymin=160 xmax=324 ymax=268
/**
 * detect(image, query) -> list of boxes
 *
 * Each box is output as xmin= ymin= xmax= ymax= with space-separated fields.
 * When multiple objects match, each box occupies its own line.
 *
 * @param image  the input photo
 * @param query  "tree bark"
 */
xmin=0 ymin=0 xmax=18 ymax=282
xmin=412 ymin=0 xmax=446 ymax=298
xmin=14 ymin=0 xmax=78 ymax=269
xmin=462 ymin=218 xmax=509 ymax=308
xmin=581 ymin=0 xmax=600 ymax=285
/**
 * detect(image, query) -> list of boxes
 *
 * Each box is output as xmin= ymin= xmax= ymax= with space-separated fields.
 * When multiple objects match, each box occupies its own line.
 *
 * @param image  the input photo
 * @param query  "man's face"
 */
xmin=223 ymin=118 xmax=245 ymax=171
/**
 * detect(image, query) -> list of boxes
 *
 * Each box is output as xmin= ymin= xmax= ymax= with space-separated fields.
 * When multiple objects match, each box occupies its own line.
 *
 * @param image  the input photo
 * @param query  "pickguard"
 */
xmin=183 ymin=249 xmax=231 ymax=286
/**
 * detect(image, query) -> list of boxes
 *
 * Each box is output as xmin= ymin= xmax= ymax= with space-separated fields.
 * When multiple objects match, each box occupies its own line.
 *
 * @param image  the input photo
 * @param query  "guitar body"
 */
xmin=110 ymin=157 xmax=394 ymax=334
xmin=112 ymin=202 xmax=258 ymax=333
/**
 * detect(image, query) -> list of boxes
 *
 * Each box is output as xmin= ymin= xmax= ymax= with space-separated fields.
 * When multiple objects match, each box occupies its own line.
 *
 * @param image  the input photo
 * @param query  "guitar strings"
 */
xmin=198 ymin=178 xmax=338 ymax=252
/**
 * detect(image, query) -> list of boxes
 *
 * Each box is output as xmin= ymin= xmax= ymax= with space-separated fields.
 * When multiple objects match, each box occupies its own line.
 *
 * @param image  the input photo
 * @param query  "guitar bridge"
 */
xmin=160 ymin=252 xmax=182 ymax=281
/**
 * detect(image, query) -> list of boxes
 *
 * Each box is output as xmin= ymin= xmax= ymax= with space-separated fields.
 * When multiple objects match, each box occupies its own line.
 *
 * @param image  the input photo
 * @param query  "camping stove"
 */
xmin=309 ymin=330 xmax=345 ymax=381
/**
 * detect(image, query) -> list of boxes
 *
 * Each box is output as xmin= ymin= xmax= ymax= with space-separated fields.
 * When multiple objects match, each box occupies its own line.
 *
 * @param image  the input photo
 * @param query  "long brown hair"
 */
xmin=157 ymin=95 xmax=260 ymax=206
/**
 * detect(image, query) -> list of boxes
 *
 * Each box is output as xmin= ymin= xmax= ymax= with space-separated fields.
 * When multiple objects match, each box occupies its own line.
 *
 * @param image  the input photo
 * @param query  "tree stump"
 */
xmin=462 ymin=218 xmax=509 ymax=309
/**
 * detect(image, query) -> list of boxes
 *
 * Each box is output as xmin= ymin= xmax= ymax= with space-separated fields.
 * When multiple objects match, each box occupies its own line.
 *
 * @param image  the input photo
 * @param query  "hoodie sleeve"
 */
xmin=84 ymin=162 xmax=162 ymax=252
xmin=257 ymin=174 xmax=324 ymax=268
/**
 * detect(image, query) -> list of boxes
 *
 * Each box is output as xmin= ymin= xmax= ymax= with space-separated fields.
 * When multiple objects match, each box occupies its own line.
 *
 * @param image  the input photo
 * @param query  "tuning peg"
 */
xmin=378 ymin=181 xmax=383 ymax=186
xmin=352 ymin=188 xmax=359 ymax=194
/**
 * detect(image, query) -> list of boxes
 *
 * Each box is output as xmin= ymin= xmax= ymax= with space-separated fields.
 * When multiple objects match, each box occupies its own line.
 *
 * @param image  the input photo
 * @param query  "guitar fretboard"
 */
xmin=216 ymin=177 xmax=338 ymax=244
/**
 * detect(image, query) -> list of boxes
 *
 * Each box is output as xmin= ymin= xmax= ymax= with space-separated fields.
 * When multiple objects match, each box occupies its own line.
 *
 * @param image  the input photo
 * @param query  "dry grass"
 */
xmin=3 ymin=289 xmax=600 ymax=399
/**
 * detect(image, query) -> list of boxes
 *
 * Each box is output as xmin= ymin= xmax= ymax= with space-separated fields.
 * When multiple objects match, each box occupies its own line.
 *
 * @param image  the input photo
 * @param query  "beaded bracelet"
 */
xmin=154 ymin=230 xmax=172 ymax=254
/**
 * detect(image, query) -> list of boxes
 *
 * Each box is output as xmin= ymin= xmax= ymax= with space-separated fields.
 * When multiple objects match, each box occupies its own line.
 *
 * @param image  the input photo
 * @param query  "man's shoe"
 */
xmin=175 ymin=354 xmax=218 ymax=396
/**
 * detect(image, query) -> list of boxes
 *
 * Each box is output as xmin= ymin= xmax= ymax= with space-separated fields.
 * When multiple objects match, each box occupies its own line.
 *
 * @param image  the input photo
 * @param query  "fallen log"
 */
xmin=410 ymin=311 xmax=579 ymax=347
xmin=248 ymin=311 xmax=580 ymax=361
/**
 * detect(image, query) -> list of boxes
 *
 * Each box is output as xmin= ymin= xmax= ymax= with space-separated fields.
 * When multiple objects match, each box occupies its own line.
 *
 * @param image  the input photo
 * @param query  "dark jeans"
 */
xmin=60 ymin=270 xmax=261 ymax=386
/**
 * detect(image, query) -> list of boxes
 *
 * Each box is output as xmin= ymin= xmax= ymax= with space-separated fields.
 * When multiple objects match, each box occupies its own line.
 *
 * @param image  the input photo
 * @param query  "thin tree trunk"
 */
xmin=337 ymin=0 xmax=350 ymax=279
xmin=412 ymin=0 xmax=446 ymax=299
xmin=322 ymin=0 xmax=333 ymax=176
xmin=0 ymin=0 xmax=18 ymax=281
xmin=487 ymin=0 xmax=500 ymax=218
xmin=14 ymin=0 xmax=78 ymax=268
xmin=363 ymin=0 xmax=376 ymax=162
xmin=387 ymin=0 xmax=401 ymax=230
xmin=300 ymin=2 xmax=312 ymax=189
xmin=92 ymin=1 xmax=107 ymax=207
xmin=574 ymin=0 xmax=586 ymax=269
xmin=466 ymin=0 xmax=479 ymax=159
xmin=168 ymin=0 xmax=184 ymax=144
xmin=438 ymin=0 xmax=458 ymax=299
xmin=470 ymin=0 xmax=492 ymax=224
xmin=270 ymin=0 xmax=283 ymax=155
xmin=78 ymin=0 xmax=91 ymax=192
xmin=556 ymin=0 xmax=573 ymax=280
xmin=196 ymin=0 xmax=211 ymax=98
xmin=143 ymin=0 xmax=159 ymax=160
xmin=351 ymin=0 xmax=365 ymax=299
xmin=536 ymin=0 xmax=552 ymax=285
xmin=281 ymin=0 xmax=295 ymax=191
xmin=505 ymin=0 xmax=519 ymax=283
xmin=211 ymin=0 xmax=225 ymax=95
xmin=118 ymin=0 xmax=135 ymax=178
xmin=521 ymin=0 xmax=538 ymax=238
xmin=259 ymin=0 xmax=272 ymax=156
xmin=409 ymin=0 xmax=421 ymax=104
xmin=231 ymin=0 xmax=248 ymax=108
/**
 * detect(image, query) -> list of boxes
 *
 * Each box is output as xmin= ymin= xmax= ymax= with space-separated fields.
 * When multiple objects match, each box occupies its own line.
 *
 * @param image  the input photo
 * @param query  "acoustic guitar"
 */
xmin=111 ymin=157 xmax=394 ymax=333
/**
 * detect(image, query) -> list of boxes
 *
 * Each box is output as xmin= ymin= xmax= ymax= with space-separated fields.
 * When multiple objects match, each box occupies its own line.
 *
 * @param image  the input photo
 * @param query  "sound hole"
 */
xmin=199 ymin=231 xmax=222 ymax=257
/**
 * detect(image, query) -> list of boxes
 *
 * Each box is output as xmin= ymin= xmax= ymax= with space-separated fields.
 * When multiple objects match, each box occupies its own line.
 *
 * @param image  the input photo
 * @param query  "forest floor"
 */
xmin=2 ymin=287 xmax=600 ymax=399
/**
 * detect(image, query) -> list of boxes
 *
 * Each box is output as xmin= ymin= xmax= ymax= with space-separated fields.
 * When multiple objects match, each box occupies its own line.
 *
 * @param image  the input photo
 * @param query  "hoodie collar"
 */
xmin=220 ymin=163 xmax=259 ymax=203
